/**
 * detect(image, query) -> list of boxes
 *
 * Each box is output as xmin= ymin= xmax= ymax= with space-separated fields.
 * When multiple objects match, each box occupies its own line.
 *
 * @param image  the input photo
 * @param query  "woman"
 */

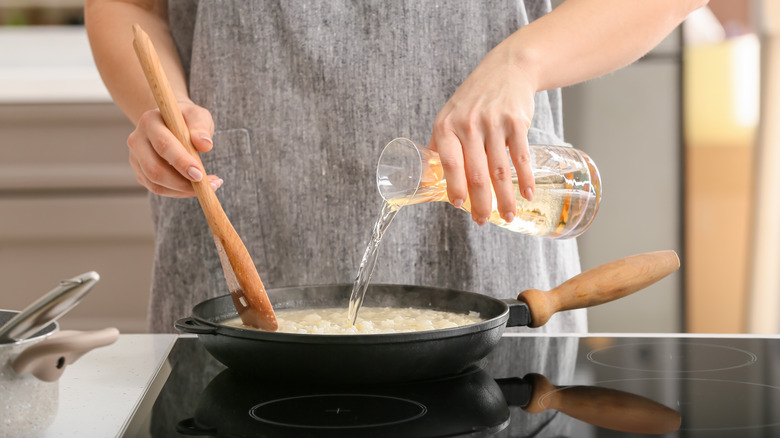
xmin=85 ymin=0 xmax=706 ymax=333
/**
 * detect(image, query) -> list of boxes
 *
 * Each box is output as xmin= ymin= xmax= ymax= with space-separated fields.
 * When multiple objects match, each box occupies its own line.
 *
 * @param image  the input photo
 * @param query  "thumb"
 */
xmin=181 ymin=103 xmax=215 ymax=153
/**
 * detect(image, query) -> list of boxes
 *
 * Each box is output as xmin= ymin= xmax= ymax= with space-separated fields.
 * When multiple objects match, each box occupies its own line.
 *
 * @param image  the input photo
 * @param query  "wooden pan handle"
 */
xmin=518 ymin=250 xmax=680 ymax=328
xmin=132 ymin=24 xmax=277 ymax=331
xmin=523 ymin=373 xmax=681 ymax=434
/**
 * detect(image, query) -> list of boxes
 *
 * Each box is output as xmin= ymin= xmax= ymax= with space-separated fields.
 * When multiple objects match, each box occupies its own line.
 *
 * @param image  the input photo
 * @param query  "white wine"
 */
xmin=383 ymin=144 xmax=601 ymax=239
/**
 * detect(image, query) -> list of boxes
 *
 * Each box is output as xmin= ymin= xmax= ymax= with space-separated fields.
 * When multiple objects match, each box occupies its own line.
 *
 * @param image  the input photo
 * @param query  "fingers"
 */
xmin=182 ymin=104 xmax=215 ymax=153
xmin=128 ymin=104 xmax=219 ymax=198
xmin=132 ymin=110 xmax=203 ymax=186
xmin=129 ymin=150 xmax=222 ymax=198
xmin=507 ymin=119 xmax=535 ymax=203
xmin=461 ymin=130 xmax=493 ymax=225
xmin=430 ymin=127 xmax=467 ymax=209
xmin=432 ymin=107 xmax=531 ymax=226
xmin=485 ymin=130 xmax=517 ymax=222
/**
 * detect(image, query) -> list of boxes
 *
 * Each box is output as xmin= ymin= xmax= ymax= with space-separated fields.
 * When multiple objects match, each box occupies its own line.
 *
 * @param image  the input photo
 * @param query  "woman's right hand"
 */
xmin=127 ymin=100 xmax=222 ymax=198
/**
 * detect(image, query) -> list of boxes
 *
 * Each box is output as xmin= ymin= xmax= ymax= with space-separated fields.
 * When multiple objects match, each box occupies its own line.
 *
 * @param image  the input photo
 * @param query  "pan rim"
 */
xmin=189 ymin=283 xmax=511 ymax=343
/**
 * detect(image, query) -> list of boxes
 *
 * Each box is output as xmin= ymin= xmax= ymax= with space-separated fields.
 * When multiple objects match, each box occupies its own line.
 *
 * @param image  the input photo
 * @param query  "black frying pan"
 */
xmin=175 ymin=251 xmax=679 ymax=383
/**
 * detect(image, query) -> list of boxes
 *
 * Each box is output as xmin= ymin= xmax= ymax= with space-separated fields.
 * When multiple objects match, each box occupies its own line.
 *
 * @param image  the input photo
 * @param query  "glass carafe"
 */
xmin=376 ymin=138 xmax=602 ymax=239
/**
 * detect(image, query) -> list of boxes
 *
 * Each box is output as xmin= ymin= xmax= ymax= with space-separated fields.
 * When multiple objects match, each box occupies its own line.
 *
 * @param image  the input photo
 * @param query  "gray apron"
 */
xmin=149 ymin=0 xmax=587 ymax=335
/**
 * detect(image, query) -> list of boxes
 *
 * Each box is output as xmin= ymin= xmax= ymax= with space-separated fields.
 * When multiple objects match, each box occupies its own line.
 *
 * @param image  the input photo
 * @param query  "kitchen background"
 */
xmin=0 ymin=0 xmax=777 ymax=334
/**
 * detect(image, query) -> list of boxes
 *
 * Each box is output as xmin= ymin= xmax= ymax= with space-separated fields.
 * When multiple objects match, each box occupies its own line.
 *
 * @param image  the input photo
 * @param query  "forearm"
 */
xmin=85 ymin=0 xmax=189 ymax=124
xmin=503 ymin=0 xmax=708 ymax=91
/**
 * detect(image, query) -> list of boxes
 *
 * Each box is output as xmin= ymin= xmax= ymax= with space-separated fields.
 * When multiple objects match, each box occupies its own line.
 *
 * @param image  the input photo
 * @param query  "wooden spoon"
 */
xmin=132 ymin=24 xmax=277 ymax=331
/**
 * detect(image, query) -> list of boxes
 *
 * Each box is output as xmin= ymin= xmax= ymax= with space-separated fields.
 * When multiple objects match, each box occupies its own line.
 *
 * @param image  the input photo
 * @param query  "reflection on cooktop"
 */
xmin=134 ymin=335 xmax=780 ymax=438
xmin=592 ymin=378 xmax=780 ymax=432
xmin=250 ymin=394 xmax=428 ymax=428
xmin=176 ymin=365 xmax=511 ymax=437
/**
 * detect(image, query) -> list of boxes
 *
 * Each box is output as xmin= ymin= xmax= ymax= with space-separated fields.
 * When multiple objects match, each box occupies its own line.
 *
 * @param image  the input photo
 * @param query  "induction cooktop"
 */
xmin=128 ymin=334 xmax=780 ymax=437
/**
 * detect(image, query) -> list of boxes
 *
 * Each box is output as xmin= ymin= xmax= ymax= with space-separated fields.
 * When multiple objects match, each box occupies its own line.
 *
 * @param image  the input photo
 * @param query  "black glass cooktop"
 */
xmin=132 ymin=334 xmax=780 ymax=437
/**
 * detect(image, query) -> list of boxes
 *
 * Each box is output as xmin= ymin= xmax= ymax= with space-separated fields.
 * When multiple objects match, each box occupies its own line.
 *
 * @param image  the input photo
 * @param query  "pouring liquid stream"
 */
xmin=347 ymin=200 xmax=401 ymax=325
xmin=346 ymin=174 xmax=498 ymax=325
xmin=346 ymin=176 xmax=488 ymax=325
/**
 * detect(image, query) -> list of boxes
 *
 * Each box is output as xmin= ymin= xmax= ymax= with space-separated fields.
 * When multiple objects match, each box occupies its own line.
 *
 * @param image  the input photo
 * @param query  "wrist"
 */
xmin=493 ymin=32 xmax=545 ymax=93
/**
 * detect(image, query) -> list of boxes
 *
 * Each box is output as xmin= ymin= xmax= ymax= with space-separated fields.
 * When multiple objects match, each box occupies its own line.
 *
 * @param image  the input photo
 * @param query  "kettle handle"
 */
xmin=12 ymin=328 xmax=119 ymax=382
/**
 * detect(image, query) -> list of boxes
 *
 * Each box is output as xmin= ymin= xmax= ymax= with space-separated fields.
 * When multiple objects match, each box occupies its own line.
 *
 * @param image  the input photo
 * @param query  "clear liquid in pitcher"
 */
xmin=394 ymin=168 xmax=598 ymax=238
xmin=379 ymin=141 xmax=601 ymax=239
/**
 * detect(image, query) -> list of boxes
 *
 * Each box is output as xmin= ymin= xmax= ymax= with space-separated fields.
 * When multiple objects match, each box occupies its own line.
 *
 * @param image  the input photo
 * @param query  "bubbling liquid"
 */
xmin=224 ymin=306 xmax=483 ymax=334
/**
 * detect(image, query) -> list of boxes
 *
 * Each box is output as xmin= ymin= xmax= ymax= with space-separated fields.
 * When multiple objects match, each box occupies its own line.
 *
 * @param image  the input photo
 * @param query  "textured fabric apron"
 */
xmin=150 ymin=0 xmax=587 ymax=334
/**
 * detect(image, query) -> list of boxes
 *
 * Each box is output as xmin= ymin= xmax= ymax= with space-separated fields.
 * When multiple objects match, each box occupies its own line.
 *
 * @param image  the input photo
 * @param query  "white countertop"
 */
xmin=42 ymin=334 xmax=177 ymax=438
xmin=0 ymin=27 xmax=112 ymax=103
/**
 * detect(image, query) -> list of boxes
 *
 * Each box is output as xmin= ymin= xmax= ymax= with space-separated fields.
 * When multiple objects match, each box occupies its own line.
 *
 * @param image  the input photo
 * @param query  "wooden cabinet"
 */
xmin=0 ymin=103 xmax=154 ymax=333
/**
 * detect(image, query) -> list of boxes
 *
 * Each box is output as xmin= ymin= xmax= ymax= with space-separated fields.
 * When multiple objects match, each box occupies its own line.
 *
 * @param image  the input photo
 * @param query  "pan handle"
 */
xmin=517 ymin=250 xmax=680 ymax=328
xmin=174 ymin=317 xmax=218 ymax=335
xmin=502 ymin=299 xmax=533 ymax=328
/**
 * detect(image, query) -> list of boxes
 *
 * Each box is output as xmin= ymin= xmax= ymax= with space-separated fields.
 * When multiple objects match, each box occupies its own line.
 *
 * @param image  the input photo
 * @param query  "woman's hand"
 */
xmin=428 ymin=0 xmax=708 ymax=227
xmin=429 ymin=43 xmax=538 ymax=226
xmin=85 ymin=0 xmax=214 ymax=198
xmin=128 ymin=101 xmax=221 ymax=198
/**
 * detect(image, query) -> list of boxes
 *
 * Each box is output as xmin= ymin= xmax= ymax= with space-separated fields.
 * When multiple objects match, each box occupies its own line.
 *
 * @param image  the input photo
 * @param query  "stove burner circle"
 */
xmin=594 ymin=378 xmax=780 ymax=432
xmin=587 ymin=342 xmax=757 ymax=373
xmin=250 ymin=394 xmax=427 ymax=429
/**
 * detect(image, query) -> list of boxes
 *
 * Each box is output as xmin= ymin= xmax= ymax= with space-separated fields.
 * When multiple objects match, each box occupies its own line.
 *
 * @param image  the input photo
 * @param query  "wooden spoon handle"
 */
xmin=518 ymin=250 xmax=680 ymax=328
xmin=132 ymin=24 xmax=277 ymax=331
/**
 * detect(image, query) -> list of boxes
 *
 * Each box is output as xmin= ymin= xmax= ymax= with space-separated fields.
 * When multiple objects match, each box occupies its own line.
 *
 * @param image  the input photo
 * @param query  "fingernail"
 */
xmin=200 ymin=134 xmax=213 ymax=145
xmin=504 ymin=212 xmax=515 ymax=223
xmin=187 ymin=166 xmax=203 ymax=182
xmin=476 ymin=217 xmax=488 ymax=226
xmin=523 ymin=188 xmax=534 ymax=202
xmin=210 ymin=178 xmax=224 ymax=191
xmin=452 ymin=199 xmax=464 ymax=209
